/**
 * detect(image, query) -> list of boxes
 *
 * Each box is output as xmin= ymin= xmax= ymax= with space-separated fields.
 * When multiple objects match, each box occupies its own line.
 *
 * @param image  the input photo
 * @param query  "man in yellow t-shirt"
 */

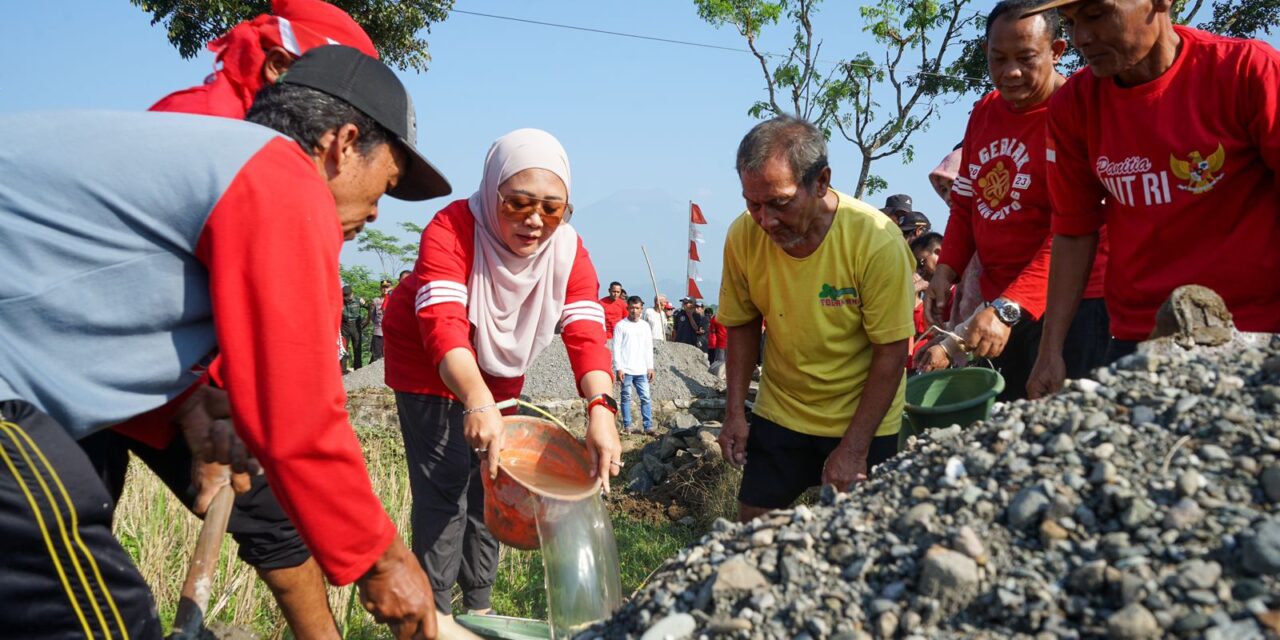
xmin=717 ymin=116 xmax=916 ymax=522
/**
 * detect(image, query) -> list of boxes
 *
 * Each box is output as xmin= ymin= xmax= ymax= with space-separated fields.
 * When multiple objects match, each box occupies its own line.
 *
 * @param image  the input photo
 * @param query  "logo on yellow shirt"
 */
xmin=1169 ymin=143 xmax=1226 ymax=194
xmin=818 ymin=283 xmax=860 ymax=307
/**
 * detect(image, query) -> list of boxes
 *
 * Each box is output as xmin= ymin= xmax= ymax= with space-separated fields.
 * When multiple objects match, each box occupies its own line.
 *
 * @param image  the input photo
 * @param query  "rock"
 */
xmin=1130 ymin=405 xmax=1157 ymax=426
xmin=1106 ymin=603 xmax=1160 ymax=640
xmin=641 ymin=613 xmax=697 ymax=640
xmin=712 ymin=556 xmax=769 ymax=593
xmin=897 ymin=503 xmax=936 ymax=532
xmin=954 ymin=526 xmax=986 ymax=562
xmin=1163 ymin=498 xmax=1204 ymax=530
xmin=1093 ymin=442 xmax=1117 ymax=459
xmin=1204 ymin=619 xmax=1262 ymax=640
xmin=1008 ymin=486 xmax=1050 ymax=530
xmin=705 ymin=617 xmax=752 ymax=634
xmin=1040 ymin=519 xmax=1070 ymax=544
xmin=1091 ymin=461 xmax=1118 ymax=485
xmin=918 ymin=546 xmax=979 ymax=613
xmin=874 ymin=612 xmax=898 ymax=639
xmin=1260 ymin=466 xmax=1280 ymax=503
xmin=1049 ymin=433 xmax=1075 ymax=454
xmin=750 ymin=528 xmax=776 ymax=548
xmin=1069 ymin=560 xmax=1107 ymax=593
xmin=1241 ymin=518 xmax=1280 ymax=575
xmin=1121 ymin=498 xmax=1156 ymax=529
xmin=1199 ymin=444 xmax=1230 ymax=462
xmin=1176 ymin=559 xmax=1222 ymax=591
xmin=1177 ymin=469 xmax=1202 ymax=498
xmin=670 ymin=412 xmax=700 ymax=430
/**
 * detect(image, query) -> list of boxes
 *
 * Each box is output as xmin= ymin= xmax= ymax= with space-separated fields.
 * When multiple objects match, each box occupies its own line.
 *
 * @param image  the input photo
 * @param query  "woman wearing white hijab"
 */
xmin=381 ymin=129 xmax=620 ymax=617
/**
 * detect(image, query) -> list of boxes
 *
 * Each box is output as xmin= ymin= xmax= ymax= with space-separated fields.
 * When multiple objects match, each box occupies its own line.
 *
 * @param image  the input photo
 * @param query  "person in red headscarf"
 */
xmin=77 ymin=3 xmax=381 ymax=637
xmin=150 ymin=0 xmax=379 ymax=118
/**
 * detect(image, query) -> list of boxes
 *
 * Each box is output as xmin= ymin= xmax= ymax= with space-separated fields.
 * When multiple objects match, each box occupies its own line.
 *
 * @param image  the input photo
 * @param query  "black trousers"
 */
xmin=987 ymin=297 xmax=1112 ymax=401
xmin=342 ymin=324 xmax=363 ymax=370
xmin=370 ymin=334 xmax=385 ymax=363
xmin=0 ymin=399 xmax=162 ymax=639
xmin=78 ymin=429 xmax=311 ymax=571
xmin=737 ymin=413 xmax=898 ymax=509
xmin=1062 ymin=298 xmax=1112 ymax=379
xmin=394 ymin=392 xmax=498 ymax=615
xmin=1106 ymin=338 xmax=1141 ymax=364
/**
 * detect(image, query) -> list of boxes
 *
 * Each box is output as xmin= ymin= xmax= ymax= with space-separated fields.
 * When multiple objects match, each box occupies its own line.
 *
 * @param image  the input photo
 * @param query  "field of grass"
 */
xmin=112 ymin=424 xmax=701 ymax=638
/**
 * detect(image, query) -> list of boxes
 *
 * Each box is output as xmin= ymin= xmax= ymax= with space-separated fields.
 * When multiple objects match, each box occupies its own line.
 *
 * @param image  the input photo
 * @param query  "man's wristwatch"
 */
xmin=991 ymin=298 xmax=1022 ymax=326
xmin=586 ymin=393 xmax=619 ymax=415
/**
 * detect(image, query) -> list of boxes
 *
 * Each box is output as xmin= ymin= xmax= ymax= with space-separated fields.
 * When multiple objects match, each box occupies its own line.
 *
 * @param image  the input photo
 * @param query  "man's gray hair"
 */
xmin=736 ymin=115 xmax=829 ymax=186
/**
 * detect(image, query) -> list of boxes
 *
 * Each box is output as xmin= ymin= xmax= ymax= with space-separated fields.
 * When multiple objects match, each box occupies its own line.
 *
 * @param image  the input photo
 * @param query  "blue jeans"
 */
xmin=619 ymin=374 xmax=653 ymax=431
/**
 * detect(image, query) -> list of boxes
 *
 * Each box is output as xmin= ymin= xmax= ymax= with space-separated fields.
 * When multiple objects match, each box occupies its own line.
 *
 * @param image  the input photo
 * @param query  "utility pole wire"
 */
xmin=450 ymin=9 xmax=988 ymax=83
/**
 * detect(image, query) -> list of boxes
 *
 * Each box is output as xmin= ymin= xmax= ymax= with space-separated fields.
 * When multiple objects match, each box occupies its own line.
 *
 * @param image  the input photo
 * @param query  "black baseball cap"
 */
xmin=279 ymin=45 xmax=451 ymax=201
xmin=898 ymin=210 xmax=931 ymax=232
xmin=882 ymin=193 xmax=914 ymax=214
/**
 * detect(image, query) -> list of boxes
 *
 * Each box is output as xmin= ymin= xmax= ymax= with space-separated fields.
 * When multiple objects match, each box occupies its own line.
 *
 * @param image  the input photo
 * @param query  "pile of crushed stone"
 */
xmin=343 ymin=338 xmax=722 ymax=403
xmin=520 ymin=338 xmax=720 ymax=402
xmin=581 ymin=336 xmax=1280 ymax=639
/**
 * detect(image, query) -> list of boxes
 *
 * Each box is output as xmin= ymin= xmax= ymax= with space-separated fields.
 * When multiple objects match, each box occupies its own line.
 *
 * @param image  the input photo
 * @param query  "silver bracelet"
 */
xmin=462 ymin=403 xmax=496 ymax=416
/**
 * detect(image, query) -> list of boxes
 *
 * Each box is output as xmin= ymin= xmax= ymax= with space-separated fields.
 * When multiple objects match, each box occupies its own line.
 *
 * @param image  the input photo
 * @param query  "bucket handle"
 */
xmin=920 ymin=324 xmax=996 ymax=371
xmin=502 ymin=398 xmax=575 ymax=433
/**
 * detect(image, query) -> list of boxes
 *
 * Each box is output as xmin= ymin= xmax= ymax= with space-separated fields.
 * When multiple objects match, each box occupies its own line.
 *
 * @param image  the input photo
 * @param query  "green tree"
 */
xmin=697 ymin=0 xmax=980 ymax=197
xmin=129 ymin=0 xmax=453 ymax=71
xmin=951 ymin=0 xmax=1279 ymax=94
xmin=356 ymin=227 xmax=417 ymax=279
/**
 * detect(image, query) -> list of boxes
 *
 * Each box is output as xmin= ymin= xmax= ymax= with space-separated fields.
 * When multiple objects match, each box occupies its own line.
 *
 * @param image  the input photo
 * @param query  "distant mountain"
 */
xmin=571 ymin=188 xmax=724 ymax=302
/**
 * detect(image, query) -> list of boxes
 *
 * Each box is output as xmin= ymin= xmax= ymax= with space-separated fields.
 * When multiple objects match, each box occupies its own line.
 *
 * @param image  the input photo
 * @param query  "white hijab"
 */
xmin=466 ymin=129 xmax=579 ymax=378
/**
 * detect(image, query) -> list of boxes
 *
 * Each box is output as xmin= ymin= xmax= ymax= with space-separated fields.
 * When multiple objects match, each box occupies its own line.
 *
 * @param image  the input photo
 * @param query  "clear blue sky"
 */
xmin=3 ymin=2 xmax=1276 ymax=301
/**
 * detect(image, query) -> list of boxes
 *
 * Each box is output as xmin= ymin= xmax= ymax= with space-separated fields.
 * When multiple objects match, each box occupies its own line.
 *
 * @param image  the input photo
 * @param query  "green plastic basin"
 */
xmin=454 ymin=614 xmax=551 ymax=640
xmin=898 ymin=368 xmax=1005 ymax=449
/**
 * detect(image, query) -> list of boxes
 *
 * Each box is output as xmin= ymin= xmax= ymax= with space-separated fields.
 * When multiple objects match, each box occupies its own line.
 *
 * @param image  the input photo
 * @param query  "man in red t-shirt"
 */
xmin=599 ymin=281 xmax=629 ymax=338
xmin=924 ymin=0 xmax=1110 ymax=400
xmin=1025 ymin=0 xmax=1280 ymax=398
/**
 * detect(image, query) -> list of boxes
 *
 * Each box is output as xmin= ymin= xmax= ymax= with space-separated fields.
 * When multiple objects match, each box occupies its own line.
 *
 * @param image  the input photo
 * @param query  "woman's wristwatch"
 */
xmin=586 ymin=393 xmax=618 ymax=415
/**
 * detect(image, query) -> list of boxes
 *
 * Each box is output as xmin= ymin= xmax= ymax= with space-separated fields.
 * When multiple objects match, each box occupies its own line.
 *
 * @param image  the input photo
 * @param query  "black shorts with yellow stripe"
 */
xmin=0 ymin=399 xmax=161 ymax=639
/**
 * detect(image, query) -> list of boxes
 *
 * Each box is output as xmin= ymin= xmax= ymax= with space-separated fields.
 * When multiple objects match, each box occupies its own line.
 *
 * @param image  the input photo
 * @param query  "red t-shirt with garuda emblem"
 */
xmin=1047 ymin=26 xmax=1280 ymax=340
xmin=940 ymin=90 xmax=1106 ymax=321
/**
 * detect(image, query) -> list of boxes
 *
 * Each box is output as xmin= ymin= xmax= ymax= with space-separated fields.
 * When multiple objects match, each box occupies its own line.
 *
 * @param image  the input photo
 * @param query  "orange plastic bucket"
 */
xmin=481 ymin=415 xmax=599 ymax=550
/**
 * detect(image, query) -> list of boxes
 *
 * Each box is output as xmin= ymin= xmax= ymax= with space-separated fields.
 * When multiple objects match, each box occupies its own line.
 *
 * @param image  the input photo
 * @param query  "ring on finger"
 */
xmin=609 ymin=460 xmax=623 ymax=468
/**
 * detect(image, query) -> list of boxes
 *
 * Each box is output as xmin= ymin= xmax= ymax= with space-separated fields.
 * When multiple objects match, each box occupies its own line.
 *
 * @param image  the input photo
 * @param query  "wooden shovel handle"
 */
xmin=170 ymin=485 xmax=235 ymax=639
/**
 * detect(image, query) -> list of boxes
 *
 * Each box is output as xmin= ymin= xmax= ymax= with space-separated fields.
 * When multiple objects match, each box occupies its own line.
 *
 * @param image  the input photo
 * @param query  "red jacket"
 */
xmin=707 ymin=317 xmax=728 ymax=350
xmin=149 ymin=0 xmax=378 ymax=119
xmin=383 ymin=200 xmax=611 ymax=400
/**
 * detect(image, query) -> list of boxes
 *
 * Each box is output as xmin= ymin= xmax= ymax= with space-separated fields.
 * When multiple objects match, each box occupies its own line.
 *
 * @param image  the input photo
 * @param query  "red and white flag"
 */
xmin=686 ymin=202 xmax=707 ymax=300
xmin=690 ymin=203 xmax=708 ymax=225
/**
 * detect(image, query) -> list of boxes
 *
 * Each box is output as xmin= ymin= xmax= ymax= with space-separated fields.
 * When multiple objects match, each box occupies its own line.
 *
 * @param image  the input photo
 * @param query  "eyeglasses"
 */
xmin=497 ymin=192 xmax=572 ymax=229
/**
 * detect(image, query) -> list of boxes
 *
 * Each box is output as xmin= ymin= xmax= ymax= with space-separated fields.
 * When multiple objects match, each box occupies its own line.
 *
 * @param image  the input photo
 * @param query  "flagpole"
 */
xmin=686 ymin=201 xmax=693 ymax=300
xmin=640 ymin=245 xmax=660 ymax=306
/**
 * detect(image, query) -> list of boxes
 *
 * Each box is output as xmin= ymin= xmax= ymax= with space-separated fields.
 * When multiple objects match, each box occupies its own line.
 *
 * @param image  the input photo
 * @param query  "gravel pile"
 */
xmin=343 ymin=339 xmax=722 ymax=402
xmin=522 ymin=338 xmax=721 ymax=401
xmin=343 ymin=359 xmax=387 ymax=392
xmin=583 ymin=336 xmax=1280 ymax=639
